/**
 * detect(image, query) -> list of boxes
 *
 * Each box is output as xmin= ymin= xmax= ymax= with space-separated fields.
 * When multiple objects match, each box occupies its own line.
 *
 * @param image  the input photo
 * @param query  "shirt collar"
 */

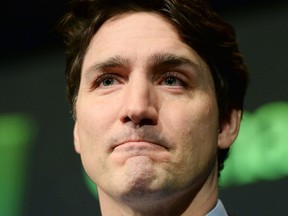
xmin=205 ymin=200 xmax=228 ymax=216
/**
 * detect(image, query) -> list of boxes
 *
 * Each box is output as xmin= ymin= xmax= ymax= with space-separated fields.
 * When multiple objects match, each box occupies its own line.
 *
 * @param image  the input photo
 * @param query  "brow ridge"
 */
xmin=85 ymin=52 xmax=201 ymax=75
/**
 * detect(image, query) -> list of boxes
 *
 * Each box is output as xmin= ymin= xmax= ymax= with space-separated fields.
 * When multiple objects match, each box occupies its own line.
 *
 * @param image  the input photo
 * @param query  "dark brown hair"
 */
xmin=58 ymin=0 xmax=249 ymax=175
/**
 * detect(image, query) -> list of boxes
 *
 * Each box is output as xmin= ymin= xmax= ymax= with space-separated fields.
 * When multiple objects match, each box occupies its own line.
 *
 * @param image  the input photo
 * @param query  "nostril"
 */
xmin=122 ymin=116 xmax=156 ymax=126
xmin=123 ymin=116 xmax=131 ymax=123
xmin=138 ymin=118 xmax=157 ymax=126
xmin=119 ymin=98 xmax=159 ymax=126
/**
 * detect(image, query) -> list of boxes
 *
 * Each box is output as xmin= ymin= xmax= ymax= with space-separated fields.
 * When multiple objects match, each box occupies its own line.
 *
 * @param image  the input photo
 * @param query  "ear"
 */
xmin=73 ymin=121 xmax=81 ymax=153
xmin=218 ymin=109 xmax=242 ymax=149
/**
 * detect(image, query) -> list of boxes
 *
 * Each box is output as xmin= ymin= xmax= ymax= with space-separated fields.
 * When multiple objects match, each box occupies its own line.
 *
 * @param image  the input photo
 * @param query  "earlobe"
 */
xmin=74 ymin=122 xmax=81 ymax=153
xmin=218 ymin=109 xmax=242 ymax=149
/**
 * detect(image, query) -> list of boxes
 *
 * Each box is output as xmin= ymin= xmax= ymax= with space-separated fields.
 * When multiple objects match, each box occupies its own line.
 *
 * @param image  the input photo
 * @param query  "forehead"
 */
xmin=91 ymin=12 xmax=180 ymax=45
xmin=82 ymin=12 xmax=208 ymax=72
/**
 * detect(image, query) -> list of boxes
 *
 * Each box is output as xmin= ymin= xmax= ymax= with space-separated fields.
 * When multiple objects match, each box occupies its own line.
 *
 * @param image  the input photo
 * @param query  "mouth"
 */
xmin=112 ymin=142 xmax=168 ymax=161
xmin=109 ymin=129 xmax=170 ymax=154
xmin=112 ymin=139 xmax=168 ymax=152
xmin=109 ymin=134 xmax=171 ymax=162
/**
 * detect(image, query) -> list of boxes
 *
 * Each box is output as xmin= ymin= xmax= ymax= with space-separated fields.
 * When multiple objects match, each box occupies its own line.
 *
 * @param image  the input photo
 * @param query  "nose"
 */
xmin=119 ymin=78 xmax=158 ymax=126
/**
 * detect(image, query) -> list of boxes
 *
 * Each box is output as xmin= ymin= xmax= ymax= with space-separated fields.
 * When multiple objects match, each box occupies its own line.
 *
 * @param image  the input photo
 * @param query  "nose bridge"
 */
xmin=120 ymin=71 xmax=158 ymax=125
xmin=128 ymin=73 xmax=152 ymax=106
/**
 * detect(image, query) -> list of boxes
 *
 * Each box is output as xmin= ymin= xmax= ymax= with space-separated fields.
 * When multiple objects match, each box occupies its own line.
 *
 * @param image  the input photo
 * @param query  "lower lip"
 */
xmin=113 ymin=141 xmax=166 ymax=152
xmin=111 ymin=142 xmax=171 ymax=163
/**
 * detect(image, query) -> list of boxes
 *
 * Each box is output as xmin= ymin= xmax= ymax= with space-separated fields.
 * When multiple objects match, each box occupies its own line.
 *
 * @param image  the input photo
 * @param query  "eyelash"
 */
xmin=161 ymin=72 xmax=187 ymax=87
xmin=90 ymin=73 xmax=120 ymax=90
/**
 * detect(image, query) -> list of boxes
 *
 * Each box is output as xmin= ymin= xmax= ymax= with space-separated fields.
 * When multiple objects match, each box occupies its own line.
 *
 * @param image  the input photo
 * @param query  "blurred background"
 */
xmin=0 ymin=0 xmax=288 ymax=215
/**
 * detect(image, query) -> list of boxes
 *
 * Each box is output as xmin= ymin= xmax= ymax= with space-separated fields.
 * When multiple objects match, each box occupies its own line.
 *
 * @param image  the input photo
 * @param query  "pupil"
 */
xmin=166 ymin=77 xmax=175 ymax=85
xmin=103 ymin=78 xmax=113 ymax=86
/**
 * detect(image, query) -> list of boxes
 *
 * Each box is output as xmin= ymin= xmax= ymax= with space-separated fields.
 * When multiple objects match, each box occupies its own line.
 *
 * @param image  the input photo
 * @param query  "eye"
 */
xmin=160 ymin=72 xmax=186 ymax=87
xmin=164 ymin=76 xmax=181 ymax=86
xmin=91 ymin=73 xmax=121 ymax=90
xmin=102 ymin=77 xmax=115 ymax=86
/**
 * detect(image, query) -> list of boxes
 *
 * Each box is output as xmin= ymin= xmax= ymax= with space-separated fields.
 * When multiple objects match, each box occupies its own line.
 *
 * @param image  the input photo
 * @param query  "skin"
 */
xmin=74 ymin=12 xmax=241 ymax=216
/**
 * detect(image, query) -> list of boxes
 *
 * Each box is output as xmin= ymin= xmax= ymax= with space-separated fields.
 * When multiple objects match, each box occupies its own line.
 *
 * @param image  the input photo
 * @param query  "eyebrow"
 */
xmin=85 ymin=54 xmax=129 ymax=74
xmin=148 ymin=53 xmax=201 ymax=73
xmin=85 ymin=53 xmax=201 ymax=75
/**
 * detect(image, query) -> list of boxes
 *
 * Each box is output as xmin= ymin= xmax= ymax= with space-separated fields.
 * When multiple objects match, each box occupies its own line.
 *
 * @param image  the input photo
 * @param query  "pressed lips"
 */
xmin=113 ymin=139 xmax=168 ymax=152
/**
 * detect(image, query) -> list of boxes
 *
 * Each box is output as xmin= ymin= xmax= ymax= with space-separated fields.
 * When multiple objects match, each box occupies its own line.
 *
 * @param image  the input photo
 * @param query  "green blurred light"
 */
xmin=0 ymin=114 xmax=36 ymax=216
xmin=220 ymin=102 xmax=288 ymax=186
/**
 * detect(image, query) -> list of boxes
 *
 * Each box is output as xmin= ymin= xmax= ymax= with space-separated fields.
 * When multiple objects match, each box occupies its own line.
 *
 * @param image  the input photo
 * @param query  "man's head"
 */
xmin=59 ymin=0 xmax=248 ymax=214
xmin=60 ymin=0 xmax=248 ymax=177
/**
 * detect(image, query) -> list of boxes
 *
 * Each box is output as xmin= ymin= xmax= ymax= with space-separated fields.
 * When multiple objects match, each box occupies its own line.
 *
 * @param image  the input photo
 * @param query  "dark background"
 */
xmin=1 ymin=0 xmax=288 ymax=215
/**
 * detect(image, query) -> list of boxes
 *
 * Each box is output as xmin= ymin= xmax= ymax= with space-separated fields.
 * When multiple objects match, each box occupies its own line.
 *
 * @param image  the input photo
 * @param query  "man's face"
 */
xmin=74 ymin=12 xmax=222 ymax=202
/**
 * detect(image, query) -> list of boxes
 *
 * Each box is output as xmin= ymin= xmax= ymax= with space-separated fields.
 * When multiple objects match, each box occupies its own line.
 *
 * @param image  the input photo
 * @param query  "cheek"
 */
xmin=163 ymin=98 xmax=219 ymax=160
xmin=164 ymin=98 xmax=219 ymax=136
xmin=160 ymin=102 xmax=219 ymax=188
xmin=77 ymin=95 xmax=119 ymax=132
xmin=76 ymin=114 xmax=109 ymax=183
xmin=75 ymin=99 xmax=112 ymax=165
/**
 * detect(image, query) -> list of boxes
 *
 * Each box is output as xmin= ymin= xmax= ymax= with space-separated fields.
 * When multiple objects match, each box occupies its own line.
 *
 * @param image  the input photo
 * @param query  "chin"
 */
xmin=119 ymin=182 xmax=169 ymax=206
xmin=118 ymin=165 xmax=171 ymax=202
